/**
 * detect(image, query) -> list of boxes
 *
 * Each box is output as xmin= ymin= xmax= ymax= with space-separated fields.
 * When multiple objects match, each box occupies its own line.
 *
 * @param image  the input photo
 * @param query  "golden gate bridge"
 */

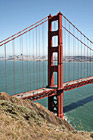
xmin=0 ymin=12 xmax=93 ymax=118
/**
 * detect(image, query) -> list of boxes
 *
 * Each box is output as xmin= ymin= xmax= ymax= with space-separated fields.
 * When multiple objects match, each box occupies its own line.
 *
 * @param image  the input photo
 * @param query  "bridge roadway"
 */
xmin=13 ymin=76 xmax=93 ymax=101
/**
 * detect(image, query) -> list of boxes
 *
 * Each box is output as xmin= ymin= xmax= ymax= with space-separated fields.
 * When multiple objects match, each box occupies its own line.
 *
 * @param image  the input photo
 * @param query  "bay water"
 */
xmin=0 ymin=60 xmax=93 ymax=131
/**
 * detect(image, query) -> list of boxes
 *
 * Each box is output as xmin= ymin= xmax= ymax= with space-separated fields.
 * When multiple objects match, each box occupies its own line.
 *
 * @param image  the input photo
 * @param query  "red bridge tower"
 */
xmin=48 ymin=12 xmax=64 ymax=118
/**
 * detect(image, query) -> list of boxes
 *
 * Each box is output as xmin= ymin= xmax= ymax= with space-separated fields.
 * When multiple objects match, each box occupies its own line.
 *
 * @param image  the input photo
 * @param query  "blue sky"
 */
xmin=0 ymin=0 xmax=93 ymax=42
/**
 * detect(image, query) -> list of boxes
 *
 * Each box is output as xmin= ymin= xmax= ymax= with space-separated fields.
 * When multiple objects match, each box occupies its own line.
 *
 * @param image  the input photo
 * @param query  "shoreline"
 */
xmin=0 ymin=59 xmax=93 ymax=63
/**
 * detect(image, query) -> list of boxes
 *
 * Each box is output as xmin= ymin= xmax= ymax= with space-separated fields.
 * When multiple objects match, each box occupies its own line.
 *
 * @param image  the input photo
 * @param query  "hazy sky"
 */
xmin=0 ymin=0 xmax=93 ymax=41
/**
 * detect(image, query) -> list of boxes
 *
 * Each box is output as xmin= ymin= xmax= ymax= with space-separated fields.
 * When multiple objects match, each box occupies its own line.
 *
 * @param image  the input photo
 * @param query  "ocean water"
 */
xmin=0 ymin=60 xmax=93 ymax=131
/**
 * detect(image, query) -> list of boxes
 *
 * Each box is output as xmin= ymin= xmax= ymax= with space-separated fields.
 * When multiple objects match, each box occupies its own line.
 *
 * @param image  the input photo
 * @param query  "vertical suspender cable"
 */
xmin=36 ymin=27 xmax=38 ymax=90
xmin=68 ymin=24 xmax=70 ymax=81
xmin=29 ymin=31 xmax=31 ymax=90
xmin=69 ymin=24 xmax=71 ymax=81
xmin=39 ymin=27 xmax=40 ymax=88
xmin=20 ymin=37 xmax=21 ymax=91
xmin=66 ymin=21 xmax=67 ymax=82
xmin=65 ymin=19 xmax=67 ymax=82
xmin=12 ymin=40 xmax=16 ymax=94
xmin=84 ymin=37 xmax=85 ymax=77
xmin=42 ymin=24 xmax=44 ymax=87
xmin=81 ymin=34 xmax=82 ymax=78
xmin=33 ymin=31 xmax=35 ymax=90
xmin=75 ymin=29 xmax=76 ymax=80
xmin=76 ymin=31 xmax=78 ymax=80
xmin=77 ymin=31 xmax=79 ymax=79
xmin=22 ymin=36 xmax=24 ymax=92
xmin=87 ymin=40 xmax=88 ymax=77
xmin=26 ymin=33 xmax=28 ymax=90
xmin=4 ymin=44 xmax=7 ymax=93
xmin=73 ymin=26 xmax=74 ymax=81
xmin=90 ymin=42 xmax=91 ymax=76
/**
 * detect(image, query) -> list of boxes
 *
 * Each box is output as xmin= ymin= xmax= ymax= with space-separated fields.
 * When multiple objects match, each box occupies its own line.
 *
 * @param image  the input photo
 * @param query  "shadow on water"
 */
xmin=63 ymin=95 xmax=93 ymax=113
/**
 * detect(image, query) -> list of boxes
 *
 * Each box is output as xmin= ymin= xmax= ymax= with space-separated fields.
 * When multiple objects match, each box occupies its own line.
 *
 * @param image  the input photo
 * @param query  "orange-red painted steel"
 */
xmin=12 ymin=77 xmax=93 ymax=101
xmin=48 ymin=12 xmax=64 ymax=118
xmin=57 ymin=12 xmax=64 ymax=118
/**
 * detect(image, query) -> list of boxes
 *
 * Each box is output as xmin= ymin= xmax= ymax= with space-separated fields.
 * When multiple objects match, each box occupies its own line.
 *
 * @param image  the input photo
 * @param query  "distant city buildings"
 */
xmin=0 ymin=55 xmax=93 ymax=62
xmin=0 ymin=55 xmax=48 ymax=61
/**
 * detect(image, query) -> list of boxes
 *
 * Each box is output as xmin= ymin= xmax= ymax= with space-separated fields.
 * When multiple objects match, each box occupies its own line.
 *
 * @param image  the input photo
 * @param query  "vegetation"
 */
xmin=0 ymin=92 xmax=93 ymax=140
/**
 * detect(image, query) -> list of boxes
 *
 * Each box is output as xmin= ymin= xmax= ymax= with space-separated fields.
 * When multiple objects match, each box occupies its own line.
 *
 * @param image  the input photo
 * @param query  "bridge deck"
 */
xmin=13 ymin=76 xmax=93 ymax=101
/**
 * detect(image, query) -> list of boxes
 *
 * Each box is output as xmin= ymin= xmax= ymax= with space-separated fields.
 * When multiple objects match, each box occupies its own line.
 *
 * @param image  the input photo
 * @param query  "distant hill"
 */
xmin=64 ymin=56 xmax=93 ymax=62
